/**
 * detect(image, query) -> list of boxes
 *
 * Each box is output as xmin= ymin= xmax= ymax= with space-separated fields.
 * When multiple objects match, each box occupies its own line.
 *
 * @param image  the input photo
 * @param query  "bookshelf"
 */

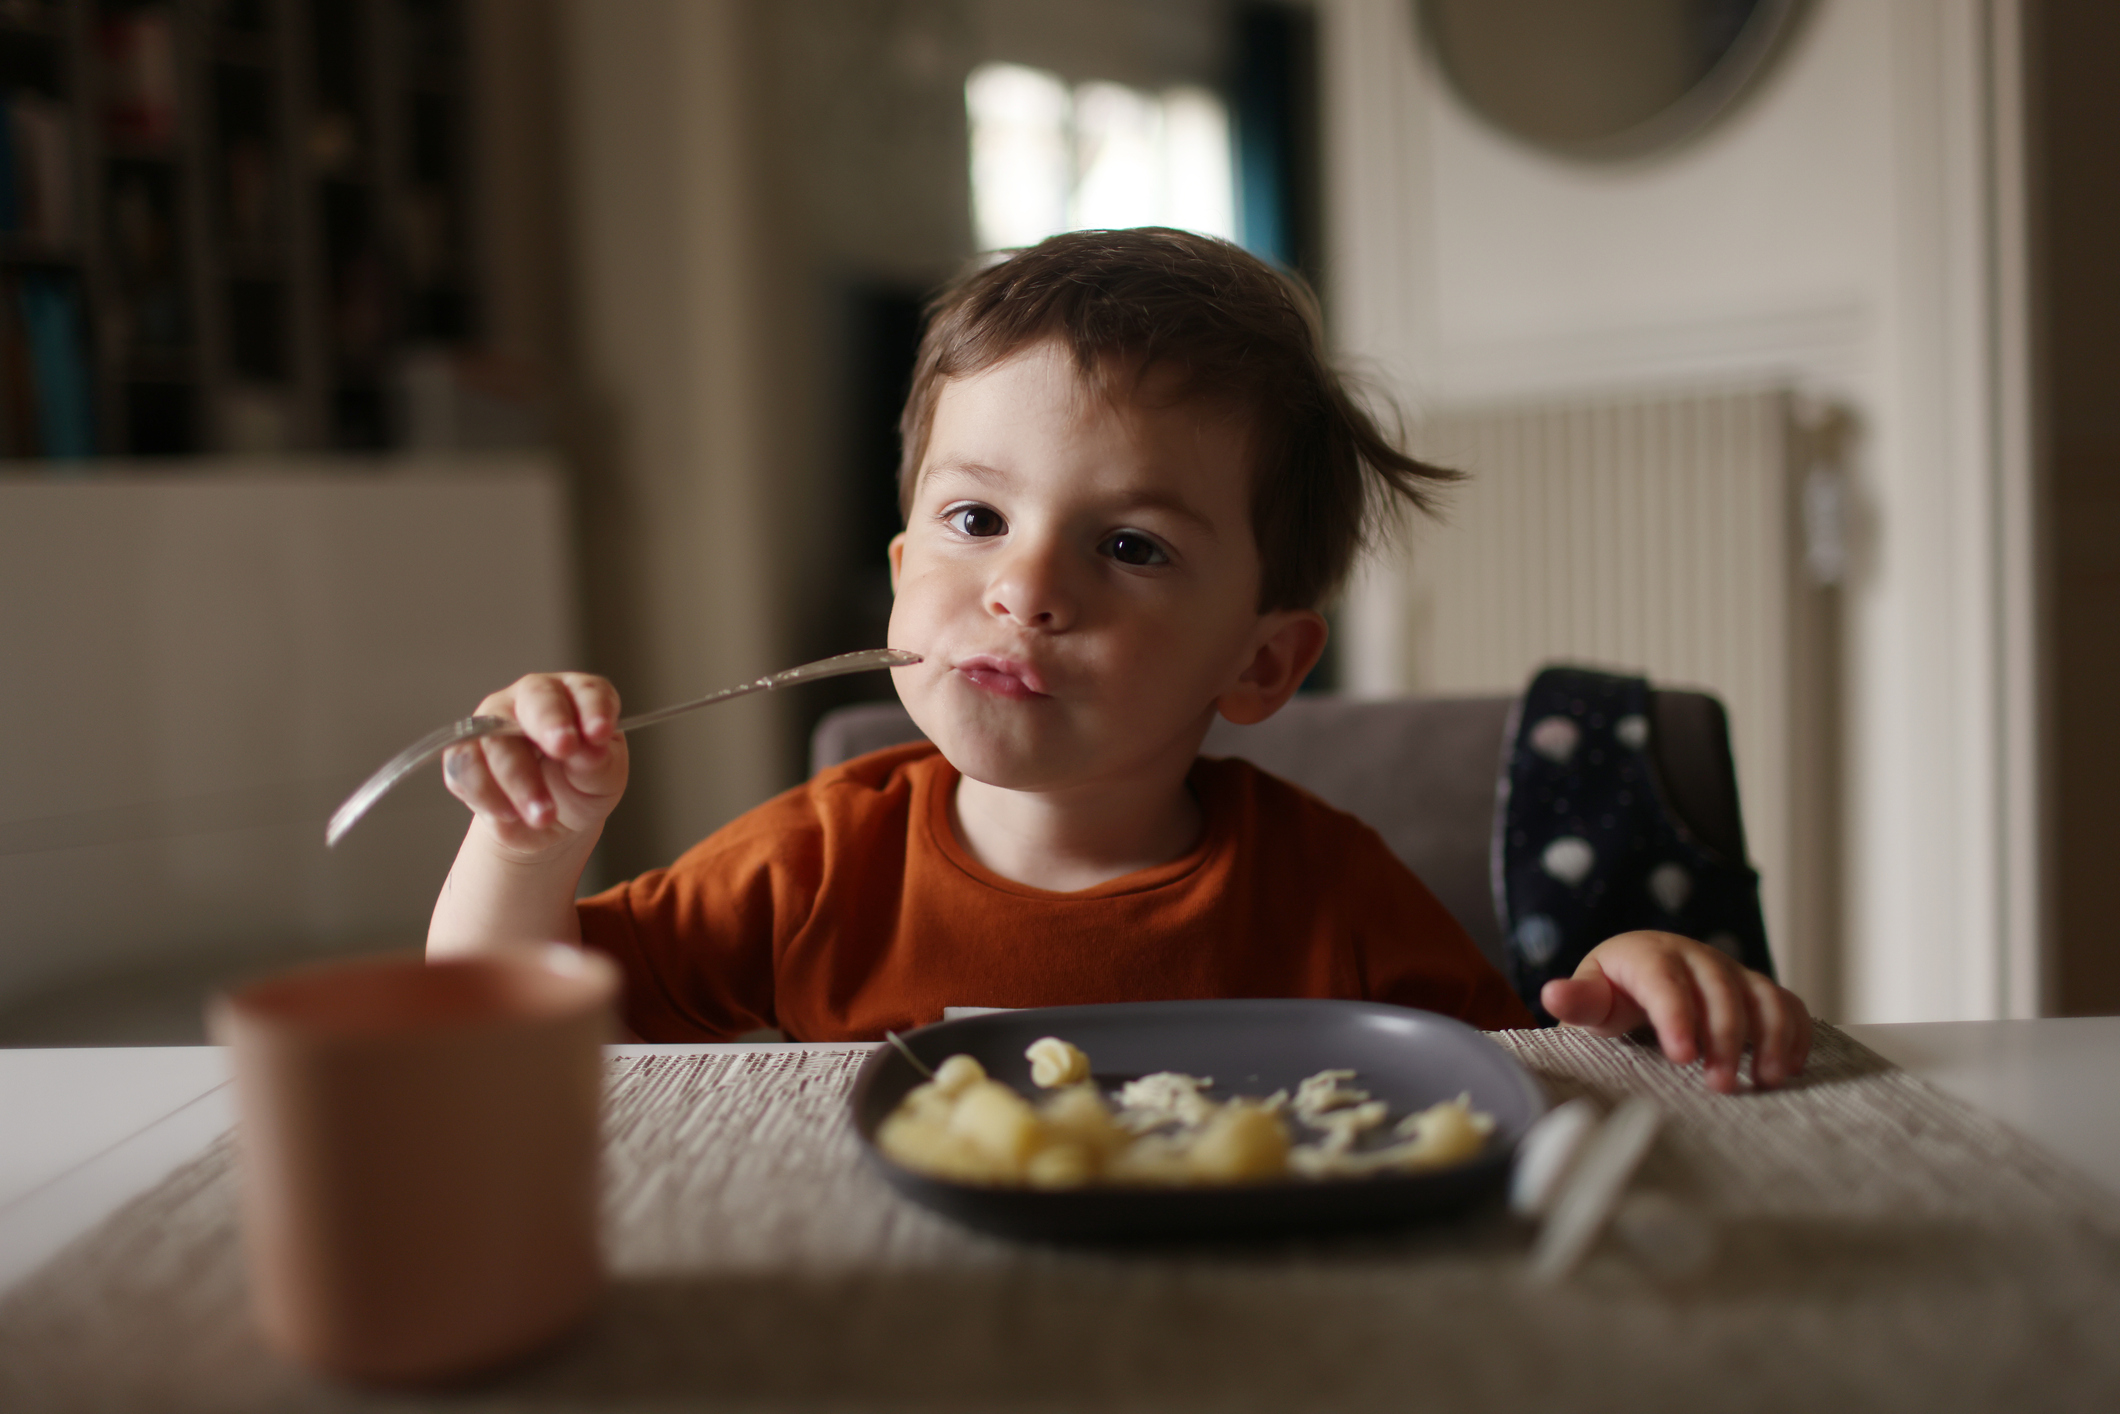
xmin=0 ymin=0 xmax=477 ymax=458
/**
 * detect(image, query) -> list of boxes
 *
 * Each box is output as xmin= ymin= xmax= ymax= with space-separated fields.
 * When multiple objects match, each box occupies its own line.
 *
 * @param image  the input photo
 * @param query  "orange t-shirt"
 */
xmin=577 ymin=742 xmax=1532 ymax=1041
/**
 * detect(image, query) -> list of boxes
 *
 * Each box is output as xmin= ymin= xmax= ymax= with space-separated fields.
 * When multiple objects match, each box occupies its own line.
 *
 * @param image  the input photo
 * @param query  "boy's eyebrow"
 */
xmin=923 ymin=459 xmax=1219 ymax=538
xmin=921 ymin=458 xmax=1007 ymax=490
xmin=1111 ymin=489 xmax=1218 ymax=538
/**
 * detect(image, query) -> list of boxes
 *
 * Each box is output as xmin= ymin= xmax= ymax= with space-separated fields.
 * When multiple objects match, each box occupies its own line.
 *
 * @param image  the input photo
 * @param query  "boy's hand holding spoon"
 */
xmin=442 ymin=673 xmax=630 ymax=860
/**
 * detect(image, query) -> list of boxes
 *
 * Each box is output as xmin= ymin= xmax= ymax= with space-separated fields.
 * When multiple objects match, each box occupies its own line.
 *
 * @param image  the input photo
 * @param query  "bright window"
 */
xmin=966 ymin=63 xmax=1235 ymax=253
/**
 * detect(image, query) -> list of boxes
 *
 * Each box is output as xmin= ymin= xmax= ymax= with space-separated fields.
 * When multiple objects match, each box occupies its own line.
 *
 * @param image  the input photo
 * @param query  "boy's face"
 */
xmin=888 ymin=340 xmax=1325 ymax=795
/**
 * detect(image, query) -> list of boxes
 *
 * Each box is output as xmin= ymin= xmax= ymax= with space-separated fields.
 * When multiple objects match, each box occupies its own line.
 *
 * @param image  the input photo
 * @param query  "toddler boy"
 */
xmin=429 ymin=229 xmax=1810 ymax=1093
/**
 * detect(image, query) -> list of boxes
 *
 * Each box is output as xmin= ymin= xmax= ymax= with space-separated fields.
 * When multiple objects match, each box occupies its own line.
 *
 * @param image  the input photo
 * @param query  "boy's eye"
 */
xmin=1102 ymin=530 xmax=1169 ymax=567
xmin=948 ymin=505 xmax=1006 ymax=538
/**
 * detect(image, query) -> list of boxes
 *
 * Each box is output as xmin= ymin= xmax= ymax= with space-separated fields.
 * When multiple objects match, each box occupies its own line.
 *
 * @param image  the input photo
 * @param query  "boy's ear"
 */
xmin=1216 ymin=610 xmax=1329 ymax=726
xmin=887 ymin=533 xmax=906 ymax=593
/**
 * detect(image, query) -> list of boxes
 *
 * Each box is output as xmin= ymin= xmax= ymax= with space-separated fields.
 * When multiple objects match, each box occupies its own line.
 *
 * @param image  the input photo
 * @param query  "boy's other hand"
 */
xmin=441 ymin=673 xmax=628 ymax=859
xmin=1540 ymin=931 xmax=1811 ymax=1094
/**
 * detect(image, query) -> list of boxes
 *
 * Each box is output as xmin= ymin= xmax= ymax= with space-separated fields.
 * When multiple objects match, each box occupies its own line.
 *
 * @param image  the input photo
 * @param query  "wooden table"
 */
xmin=5 ymin=1019 xmax=2116 ymax=1298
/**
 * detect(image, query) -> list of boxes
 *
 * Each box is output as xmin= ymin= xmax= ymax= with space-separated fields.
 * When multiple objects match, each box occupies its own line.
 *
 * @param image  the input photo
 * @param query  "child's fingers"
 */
xmin=511 ymin=675 xmax=588 ymax=760
xmin=1748 ymin=975 xmax=1811 ymax=1087
xmin=559 ymin=673 xmax=621 ymax=746
xmin=1540 ymin=971 xmax=1619 ymax=1032
xmin=543 ymin=675 xmax=627 ymax=796
xmin=442 ymin=742 xmax=521 ymax=825
xmin=477 ymin=733 xmax=558 ymax=828
xmin=1629 ymin=952 xmax=1704 ymax=1069
xmin=443 ymin=673 xmax=628 ymax=854
xmin=1746 ymin=973 xmax=1791 ymax=1086
xmin=1688 ymin=953 xmax=1752 ymax=1093
xmin=1574 ymin=931 xmax=1816 ymax=1094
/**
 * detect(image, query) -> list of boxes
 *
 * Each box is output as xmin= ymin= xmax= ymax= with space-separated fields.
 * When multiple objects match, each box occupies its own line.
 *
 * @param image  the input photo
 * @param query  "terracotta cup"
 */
xmin=210 ymin=945 xmax=617 ymax=1385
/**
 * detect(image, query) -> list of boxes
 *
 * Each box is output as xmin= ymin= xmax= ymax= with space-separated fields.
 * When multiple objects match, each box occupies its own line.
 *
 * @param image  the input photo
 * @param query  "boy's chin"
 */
xmin=909 ymin=708 xmax=1095 ymax=792
xmin=915 ymin=713 xmax=1212 ymax=796
xmin=898 ymin=678 xmax=1221 ymax=792
xmin=922 ymin=728 xmax=1077 ymax=793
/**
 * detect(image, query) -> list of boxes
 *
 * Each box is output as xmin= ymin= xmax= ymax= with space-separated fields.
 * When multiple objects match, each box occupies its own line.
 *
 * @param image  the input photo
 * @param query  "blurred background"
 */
xmin=0 ymin=0 xmax=2110 ymax=1042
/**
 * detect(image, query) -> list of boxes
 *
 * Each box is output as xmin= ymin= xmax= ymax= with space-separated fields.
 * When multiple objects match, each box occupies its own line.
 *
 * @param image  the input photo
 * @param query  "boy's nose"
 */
xmin=986 ymin=537 xmax=1076 ymax=631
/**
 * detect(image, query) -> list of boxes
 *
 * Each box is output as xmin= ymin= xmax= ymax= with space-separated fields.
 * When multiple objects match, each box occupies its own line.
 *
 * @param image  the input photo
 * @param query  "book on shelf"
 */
xmin=99 ymin=6 xmax=180 ymax=149
xmin=0 ymin=273 xmax=29 ymax=455
xmin=5 ymin=91 xmax=75 ymax=244
xmin=7 ymin=269 xmax=93 ymax=456
xmin=0 ymin=92 xmax=15 ymax=236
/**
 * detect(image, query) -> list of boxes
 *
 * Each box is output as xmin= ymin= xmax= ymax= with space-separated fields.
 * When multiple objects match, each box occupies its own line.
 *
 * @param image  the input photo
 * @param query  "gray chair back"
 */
xmin=809 ymin=688 xmax=1747 ymax=978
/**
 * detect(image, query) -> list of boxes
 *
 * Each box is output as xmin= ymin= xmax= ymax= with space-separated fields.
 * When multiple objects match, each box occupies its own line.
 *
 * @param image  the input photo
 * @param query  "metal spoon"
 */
xmin=325 ymin=647 xmax=922 ymax=847
xmin=884 ymin=1030 xmax=936 ymax=1079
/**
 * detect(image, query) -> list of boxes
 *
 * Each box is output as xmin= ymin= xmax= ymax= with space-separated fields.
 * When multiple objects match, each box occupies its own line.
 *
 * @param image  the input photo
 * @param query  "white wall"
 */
xmin=1322 ymin=0 xmax=2037 ymax=1021
xmin=558 ymin=0 xmax=790 ymax=872
xmin=0 ymin=459 xmax=576 ymax=1010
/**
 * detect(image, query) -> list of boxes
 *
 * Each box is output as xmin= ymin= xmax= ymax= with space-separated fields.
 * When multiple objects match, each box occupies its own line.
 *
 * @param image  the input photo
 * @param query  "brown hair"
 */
xmin=898 ymin=227 xmax=1455 ymax=611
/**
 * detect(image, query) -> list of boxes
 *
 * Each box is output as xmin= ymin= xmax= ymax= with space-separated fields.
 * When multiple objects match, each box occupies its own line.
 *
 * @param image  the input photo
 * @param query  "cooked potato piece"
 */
xmin=1026 ymin=1036 xmax=1091 ymax=1088
xmin=877 ymin=1112 xmax=1005 ymax=1183
xmin=1103 ymin=1133 xmax=1198 ymax=1186
xmin=1024 ymin=1142 xmax=1095 ymax=1189
xmin=949 ymin=1079 xmax=1044 ymax=1167
xmin=892 ymin=1077 xmax=958 ymax=1125
xmin=931 ymin=1053 xmax=987 ymax=1097
xmin=1185 ymin=1101 xmax=1291 ymax=1182
xmin=1039 ymin=1084 xmax=1127 ymax=1159
xmin=1394 ymin=1095 xmax=1494 ymax=1168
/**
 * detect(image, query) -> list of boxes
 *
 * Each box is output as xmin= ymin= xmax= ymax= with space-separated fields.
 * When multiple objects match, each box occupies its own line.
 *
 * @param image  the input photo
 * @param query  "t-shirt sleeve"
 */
xmin=576 ymin=786 xmax=828 ymax=1041
xmin=1338 ymin=830 xmax=1534 ymax=1031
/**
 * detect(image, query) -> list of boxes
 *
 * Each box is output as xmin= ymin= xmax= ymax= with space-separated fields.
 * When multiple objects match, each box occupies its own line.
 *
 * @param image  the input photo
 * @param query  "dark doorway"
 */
xmin=782 ymin=280 xmax=930 ymax=768
xmin=2033 ymin=1 xmax=2120 ymax=1014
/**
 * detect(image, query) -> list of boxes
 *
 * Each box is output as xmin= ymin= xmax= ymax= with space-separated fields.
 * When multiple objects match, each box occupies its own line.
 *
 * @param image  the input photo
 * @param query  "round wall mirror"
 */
xmin=1417 ymin=0 xmax=1804 ymax=160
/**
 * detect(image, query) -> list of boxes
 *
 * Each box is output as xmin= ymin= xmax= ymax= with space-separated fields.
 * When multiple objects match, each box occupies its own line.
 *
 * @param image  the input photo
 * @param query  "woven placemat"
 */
xmin=4 ymin=1023 xmax=2117 ymax=1412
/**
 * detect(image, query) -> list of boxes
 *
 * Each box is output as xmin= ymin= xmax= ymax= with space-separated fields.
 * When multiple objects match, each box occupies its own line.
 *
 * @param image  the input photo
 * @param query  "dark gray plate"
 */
xmin=848 ymin=999 xmax=1547 ymax=1241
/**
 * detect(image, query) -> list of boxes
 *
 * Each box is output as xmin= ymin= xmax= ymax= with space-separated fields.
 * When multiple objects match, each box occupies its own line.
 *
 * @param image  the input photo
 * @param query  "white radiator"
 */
xmin=1399 ymin=388 xmax=1838 ymax=1005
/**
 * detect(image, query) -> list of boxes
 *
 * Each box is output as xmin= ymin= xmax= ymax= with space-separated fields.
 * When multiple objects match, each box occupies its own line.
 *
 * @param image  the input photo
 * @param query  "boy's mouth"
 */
xmin=954 ymin=655 xmax=1051 ymax=701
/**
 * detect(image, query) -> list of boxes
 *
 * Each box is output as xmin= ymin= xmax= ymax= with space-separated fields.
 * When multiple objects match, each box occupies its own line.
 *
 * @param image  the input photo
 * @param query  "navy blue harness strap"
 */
xmin=1495 ymin=666 xmax=1774 ymax=1023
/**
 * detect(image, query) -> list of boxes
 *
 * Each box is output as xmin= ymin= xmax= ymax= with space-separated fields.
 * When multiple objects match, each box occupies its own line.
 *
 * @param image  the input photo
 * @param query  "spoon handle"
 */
xmin=324 ymin=648 xmax=921 ymax=847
